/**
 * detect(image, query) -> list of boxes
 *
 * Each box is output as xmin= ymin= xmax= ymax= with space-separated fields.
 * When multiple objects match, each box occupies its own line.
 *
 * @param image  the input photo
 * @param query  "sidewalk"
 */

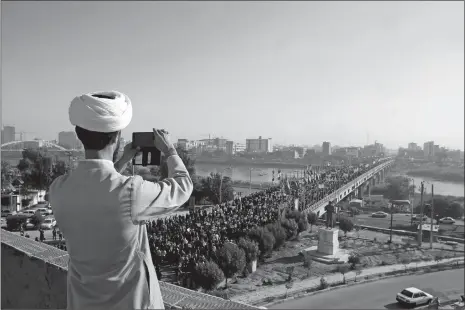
xmin=231 ymin=257 xmax=464 ymax=305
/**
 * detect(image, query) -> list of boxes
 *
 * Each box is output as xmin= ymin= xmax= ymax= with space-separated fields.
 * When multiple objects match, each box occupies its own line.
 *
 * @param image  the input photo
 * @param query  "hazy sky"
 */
xmin=2 ymin=1 xmax=464 ymax=150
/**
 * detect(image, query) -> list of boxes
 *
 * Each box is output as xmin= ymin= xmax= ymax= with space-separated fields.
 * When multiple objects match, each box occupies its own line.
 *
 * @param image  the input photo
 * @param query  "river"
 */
xmin=393 ymin=173 xmax=464 ymax=198
xmin=196 ymin=163 xmax=465 ymax=198
xmin=195 ymin=163 xmax=306 ymax=184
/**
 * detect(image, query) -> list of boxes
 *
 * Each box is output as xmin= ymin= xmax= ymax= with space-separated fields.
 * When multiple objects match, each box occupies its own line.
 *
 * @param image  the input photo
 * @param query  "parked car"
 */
xmin=396 ymin=287 xmax=433 ymax=307
xmin=40 ymin=218 xmax=56 ymax=230
xmin=1 ymin=209 xmax=13 ymax=217
xmin=371 ymin=211 xmax=388 ymax=218
xmin=439 ymin=217 xmax=455 ymax=224
xmin=412 ymin=214 xmax=428 ymax=221
xmin=35 ymin=208 xmax=53 ymax=216
xmin=20 ymin=210 xmax=36 ymax=216
xmin=25 ymin=218 xmax=35 ymax=230
xmin=1 ymin=218 xmax=7 ymax=228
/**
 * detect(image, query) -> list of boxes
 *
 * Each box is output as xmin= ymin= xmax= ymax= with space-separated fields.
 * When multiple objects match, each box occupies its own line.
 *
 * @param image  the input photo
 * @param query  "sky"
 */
xmin=2 ymin=1 xmax=464 ymax=150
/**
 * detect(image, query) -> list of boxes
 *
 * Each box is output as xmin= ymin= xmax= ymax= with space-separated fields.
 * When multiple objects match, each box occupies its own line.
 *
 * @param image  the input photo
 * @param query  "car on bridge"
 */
xmin=371 ymin=211 xmax=388 ymax=218
xmin=396 ymin=287 xmax=434 ymax=307
xmin=438 ymin=217 xmax=455 ymax=224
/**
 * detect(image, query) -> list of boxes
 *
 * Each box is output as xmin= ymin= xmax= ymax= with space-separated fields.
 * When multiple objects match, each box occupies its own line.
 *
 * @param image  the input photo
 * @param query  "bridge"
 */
xmin=1 ymin=159 xmax=394 ymax=309
xmin=304 ymin=158 xmax=394 ymax=217
xmin=1 ymin=140 xmax=83 ymax=165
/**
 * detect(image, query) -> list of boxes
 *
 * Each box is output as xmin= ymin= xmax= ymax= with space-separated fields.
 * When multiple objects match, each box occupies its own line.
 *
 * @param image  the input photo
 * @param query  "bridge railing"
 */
xmin=305 ymin=160 xmax=393 ymax=214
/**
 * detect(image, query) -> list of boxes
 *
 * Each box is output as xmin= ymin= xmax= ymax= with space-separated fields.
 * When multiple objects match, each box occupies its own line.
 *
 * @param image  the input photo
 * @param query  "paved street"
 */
xmin=270 ymin=269 xmax=464 ymax=309
xmin=354 ymin=213 xmax=464 ymax=232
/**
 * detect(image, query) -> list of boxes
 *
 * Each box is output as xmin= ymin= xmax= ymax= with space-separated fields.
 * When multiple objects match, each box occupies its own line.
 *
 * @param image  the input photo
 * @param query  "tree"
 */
xmin=193 ymin=260 xmax=225 ymax=291
xmin=307 ymin=212 xmax=318 ymax=232
xmin=29 ymin=212 xmax=44 ymax=228
xmin=200 ymin=172 xmax=234 ymax=205
xmin=348 ymin=253 xmax=361 ymax=270
xmin=216 ymin=242 xmax=246 ymax=287
xmin=338 ymin=218 xmax=354 ymax=237
xmin=337 ymin=264 xmax=350 ymax=284
xmin=265 ymin=223 xmax=287 ymax=249
xmin=238 ymin=238 xmax=260 ymax=264
xmin=1 ymin=161 xmax=15 ymax=190
xmin=248 ymin=227 xmax=275 ymax=258
xmin=383 ymin=176 xmax=411 ymax=201
xmin=415 ymin=198 xmax=464 ymax=219
xmin=17 ymin=148 xmax=67 ymax=191
xmin=281 ymin=218 xmax=299 ymax=240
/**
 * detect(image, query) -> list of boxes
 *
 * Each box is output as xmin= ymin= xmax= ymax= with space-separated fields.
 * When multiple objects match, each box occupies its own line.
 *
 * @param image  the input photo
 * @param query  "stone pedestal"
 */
xmin=317 ymin=228 xmax=339 ymax=255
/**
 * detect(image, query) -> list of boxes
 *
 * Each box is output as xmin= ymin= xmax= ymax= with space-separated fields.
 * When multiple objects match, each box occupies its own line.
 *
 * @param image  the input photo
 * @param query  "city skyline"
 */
xmin=2 ymin=1 xmax=464 ymax=150
xmin=2 ymin=124 xmax=462 ymax=153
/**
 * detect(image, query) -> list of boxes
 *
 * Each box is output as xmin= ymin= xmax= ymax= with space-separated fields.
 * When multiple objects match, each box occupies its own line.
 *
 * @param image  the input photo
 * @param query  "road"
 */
xmin=270 ymin=269 xmax=464 ymax=309
xmin=355 ymin=213 xmax=464 ymax=231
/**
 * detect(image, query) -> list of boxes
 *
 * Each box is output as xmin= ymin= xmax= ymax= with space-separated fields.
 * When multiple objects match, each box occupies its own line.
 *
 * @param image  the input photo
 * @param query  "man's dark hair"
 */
xmin=75 ymin=126 xmax=119 ymax=150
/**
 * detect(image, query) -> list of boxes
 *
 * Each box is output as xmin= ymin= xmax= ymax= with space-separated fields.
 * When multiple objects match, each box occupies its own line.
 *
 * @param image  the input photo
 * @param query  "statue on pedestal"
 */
xmin=325 ymin=201 xmax=335 ymax=229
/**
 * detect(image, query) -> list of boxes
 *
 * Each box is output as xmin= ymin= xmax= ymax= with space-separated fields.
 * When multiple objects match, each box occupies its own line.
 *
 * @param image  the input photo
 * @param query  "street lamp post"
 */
xmin=219 ymin=166 xmax=232 ymax=205
xmin=249 ymin=168 xmax=254 ymax=193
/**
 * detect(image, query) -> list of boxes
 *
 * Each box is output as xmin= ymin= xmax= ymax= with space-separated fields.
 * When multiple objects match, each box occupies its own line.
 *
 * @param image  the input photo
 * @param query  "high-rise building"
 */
xmin=408 ymin=142 xmax=418 ymax=150
xmin=322 ymin=141 xmax=331 ymax=156
xmin=1 ymin=126 xmax=16 ymax=144
xmin=58 ymin=131 xmax=78 ymax=150
xmin=423 ymin=141 xmax=435 ymax=158
xmin=225 ymin=141 xmax=234 ymax=155
xmin=246 ymin=136 xmax=273 ymax=153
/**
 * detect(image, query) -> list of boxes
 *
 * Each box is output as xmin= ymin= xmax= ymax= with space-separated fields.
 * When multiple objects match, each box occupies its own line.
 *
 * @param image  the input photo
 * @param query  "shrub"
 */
xmin=348 ymin=253 xmax=361 ymax=270
xmin=248 ymin=227 xmax=275 ymax=258
xmin=265 ymin=223 xmax=287 ymax=249
xmin=336 ymin=264 xmax=350 ymax=284
xmin=319 ymin=277 xmax=329 ymax=290
xmin=307 ymin=212 xmax=318 ymax=232
xmin=193 ymin=260 xmax=225 ymax=291
xmin=400 ymin=256 xmax=411 ymax=272
xmin=297 ymin=216 xmax=309 ymax=234
xmin=238 ymin=238 xmax=260 ymax=263
xmin=216 ymin=242 xmax=246 ymax=287
xmin=281 ymin=218 xmax=299 ymax=240
xmin=338 ymin=218 xmax=354 ymax=236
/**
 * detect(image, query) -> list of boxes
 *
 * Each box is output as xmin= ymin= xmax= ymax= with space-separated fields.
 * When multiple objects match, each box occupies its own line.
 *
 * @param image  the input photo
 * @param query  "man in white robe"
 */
xmin=49 ymin=91 xmax=193 ymax=310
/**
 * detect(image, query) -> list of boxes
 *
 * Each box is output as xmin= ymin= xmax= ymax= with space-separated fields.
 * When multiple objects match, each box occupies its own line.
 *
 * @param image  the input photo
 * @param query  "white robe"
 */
xmin=49 ymin=155 xmax=193 ymax=310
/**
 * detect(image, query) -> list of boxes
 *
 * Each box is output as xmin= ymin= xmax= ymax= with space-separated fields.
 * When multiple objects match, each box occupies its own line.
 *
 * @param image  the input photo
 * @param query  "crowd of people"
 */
xmin=146 ymin=158 xmax=387 ymax=286
xmin=31 ymin=157 xmax=387 ymax=286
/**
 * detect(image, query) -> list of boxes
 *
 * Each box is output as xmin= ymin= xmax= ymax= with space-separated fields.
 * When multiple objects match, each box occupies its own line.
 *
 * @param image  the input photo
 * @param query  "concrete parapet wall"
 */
xmin=1 ymin=230 xmax=258 ymax=309
xmin=1 ymin=243 xmax=67 ymax=309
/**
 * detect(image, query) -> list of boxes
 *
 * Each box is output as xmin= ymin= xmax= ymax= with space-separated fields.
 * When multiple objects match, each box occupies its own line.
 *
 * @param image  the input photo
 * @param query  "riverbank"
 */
xmin=393 ymin=161 xmax=464 ymax=184
xmin=196 ymin=158 xmax=308 ymax=169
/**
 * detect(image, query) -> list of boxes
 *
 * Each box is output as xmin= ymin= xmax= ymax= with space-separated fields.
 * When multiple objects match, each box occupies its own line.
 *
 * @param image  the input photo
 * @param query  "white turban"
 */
xmin=69 ymin=91 xmax=133 ymax=133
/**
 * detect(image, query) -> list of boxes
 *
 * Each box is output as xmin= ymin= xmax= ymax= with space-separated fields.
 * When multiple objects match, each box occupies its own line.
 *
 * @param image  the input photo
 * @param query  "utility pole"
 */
xmin=410 ymin=179 xmax=415 ymax=225
xmin=430 ymin=184 xmax=434 ymax=249
xmin=418 ymin=181 xmax=424 ymax=246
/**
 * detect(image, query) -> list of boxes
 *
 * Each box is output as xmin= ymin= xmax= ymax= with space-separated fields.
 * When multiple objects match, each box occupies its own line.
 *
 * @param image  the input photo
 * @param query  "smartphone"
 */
xmin=132 ymin=132 xmax=155 ymax=148
xmin=132 ymin=132 xmax=161 ymax=166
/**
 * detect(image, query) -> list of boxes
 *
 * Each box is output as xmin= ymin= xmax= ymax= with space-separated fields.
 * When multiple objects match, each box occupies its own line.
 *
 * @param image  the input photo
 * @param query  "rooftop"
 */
xmin=1 ymin=229 xmax=258 ymax=309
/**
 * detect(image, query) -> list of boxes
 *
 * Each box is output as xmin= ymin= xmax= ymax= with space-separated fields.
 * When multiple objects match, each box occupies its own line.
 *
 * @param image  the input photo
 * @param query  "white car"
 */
xmin=439 ymin=217 xmax=455 ymax=224
xmin=35 ymin=208 xmax=53 ymax=216
xmin=396 ymin=287 xmax=433 ymax=307
xmin=20 ymin=210 xmax=36 ymax=216
xmin=40 ymin=218 xmax=56 ymax=230
xmin=371 ymin=211 xmax=388 ymax=218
